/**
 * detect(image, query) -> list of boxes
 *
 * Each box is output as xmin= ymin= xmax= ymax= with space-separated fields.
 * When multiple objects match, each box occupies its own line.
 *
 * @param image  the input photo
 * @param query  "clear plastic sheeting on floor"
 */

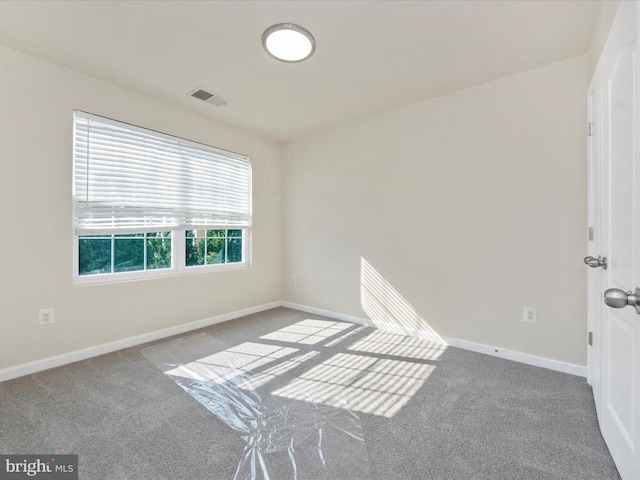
xmin=142 ymin=333 xmax=370 ymax=480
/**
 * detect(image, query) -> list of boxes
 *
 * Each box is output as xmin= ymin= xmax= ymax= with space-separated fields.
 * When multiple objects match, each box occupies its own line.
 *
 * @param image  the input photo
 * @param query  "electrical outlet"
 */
xmin=313 ymin=278 xmax=319 ymax=289
xmin=39 ymin=308 xmax=55 ymax=326
xmin=523 ymin=306 xmax=536 ymax=323
xmin=290 ymin=275 xmax=297 ymax=285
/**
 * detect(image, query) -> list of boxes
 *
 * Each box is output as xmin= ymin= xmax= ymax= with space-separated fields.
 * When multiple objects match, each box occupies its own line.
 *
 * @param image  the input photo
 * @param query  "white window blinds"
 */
xmin=73 ymin=111 xmax=251 ymax=235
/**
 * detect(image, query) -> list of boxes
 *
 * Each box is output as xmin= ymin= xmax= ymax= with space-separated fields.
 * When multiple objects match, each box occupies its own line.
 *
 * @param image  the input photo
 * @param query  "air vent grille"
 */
xmin=191 ymin=89 xmax=213 ymax=101
xmin=188 ymin=88 xmax=228 ymax=107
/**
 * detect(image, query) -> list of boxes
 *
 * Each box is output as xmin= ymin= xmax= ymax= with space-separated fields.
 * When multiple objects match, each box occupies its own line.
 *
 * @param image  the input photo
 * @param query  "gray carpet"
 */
xmin=0 ymin=307 xmax=620 ymax=479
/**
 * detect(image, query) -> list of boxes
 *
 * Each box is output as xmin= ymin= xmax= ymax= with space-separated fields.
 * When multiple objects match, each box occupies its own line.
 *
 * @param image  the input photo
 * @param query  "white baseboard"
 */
xmin=280 ymin=301 xmax=376 ymax=326
xmin=0 ymin=301 xmax=281 ymax=383
xmin=440 ymin=336 xmax=586 ymax=377
xmin=281 ymin=301 xmax=587 ymax=377
xmin=0 ymin=300 xmax=586 ymax=383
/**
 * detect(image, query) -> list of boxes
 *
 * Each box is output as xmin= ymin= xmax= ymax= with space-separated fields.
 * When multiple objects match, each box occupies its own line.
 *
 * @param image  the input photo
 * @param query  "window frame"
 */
xmin=73 ymin=228 xmax=251 ymax=285
xmin=72 ymin=111 xmax=252 ymax=286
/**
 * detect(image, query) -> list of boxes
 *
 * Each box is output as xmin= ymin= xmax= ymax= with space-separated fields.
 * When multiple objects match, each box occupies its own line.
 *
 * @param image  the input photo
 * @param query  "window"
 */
xmin=73 ymin=111 xmax=251 ymax=283
xmin=186 ymin=229 xmax=243 ymax=267
xmin=79 ymin=232 xmax=172 ymax=276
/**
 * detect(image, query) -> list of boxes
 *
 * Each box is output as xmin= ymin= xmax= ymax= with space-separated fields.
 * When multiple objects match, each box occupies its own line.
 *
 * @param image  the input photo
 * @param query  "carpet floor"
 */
xmin=0 ymin=307 xmax=620 ymax=479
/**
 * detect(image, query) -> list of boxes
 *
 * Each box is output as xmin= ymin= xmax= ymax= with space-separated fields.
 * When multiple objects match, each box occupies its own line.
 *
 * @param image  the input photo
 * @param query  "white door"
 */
xmin=589 ymin=2 xmax=640 ymax=478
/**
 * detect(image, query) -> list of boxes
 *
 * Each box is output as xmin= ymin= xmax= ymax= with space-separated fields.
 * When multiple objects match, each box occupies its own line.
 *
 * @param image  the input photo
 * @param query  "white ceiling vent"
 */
xmin=188 ymin=88 xmax=228 ymax=107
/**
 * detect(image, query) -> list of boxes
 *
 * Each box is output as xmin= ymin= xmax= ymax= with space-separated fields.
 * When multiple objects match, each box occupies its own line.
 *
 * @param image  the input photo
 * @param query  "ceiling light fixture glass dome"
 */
xmin=262 ymin=23 xmax=315 ymax=62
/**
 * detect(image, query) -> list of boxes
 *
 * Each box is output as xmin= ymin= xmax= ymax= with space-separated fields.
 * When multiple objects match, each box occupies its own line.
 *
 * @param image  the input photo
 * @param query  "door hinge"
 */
xmin=588 ymin=331 xmax=593 ymax=346
xmin=588 ymin=227 xmax=594 ymax=241
xmin=588 ymin=122 xmax=594 ymax=136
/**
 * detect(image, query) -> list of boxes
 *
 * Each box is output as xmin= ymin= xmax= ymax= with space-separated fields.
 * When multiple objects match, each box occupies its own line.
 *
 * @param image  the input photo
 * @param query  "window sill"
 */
xmin=72 ymin=262 xmax=250 ymax=287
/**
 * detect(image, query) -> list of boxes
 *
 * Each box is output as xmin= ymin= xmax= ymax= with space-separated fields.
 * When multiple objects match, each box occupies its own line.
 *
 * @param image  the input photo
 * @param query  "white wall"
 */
xmin=0 ymin=45 xmax=282 ymax=370
xmin=282 ymin=56 xmax=588 ymax=366
xmin=0 ymin=41 xmax=593 ymax=372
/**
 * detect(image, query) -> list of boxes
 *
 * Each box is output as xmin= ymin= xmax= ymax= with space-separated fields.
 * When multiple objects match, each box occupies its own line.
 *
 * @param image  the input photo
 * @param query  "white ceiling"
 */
xmin=0 ymin=0 xmax=602 ymax=142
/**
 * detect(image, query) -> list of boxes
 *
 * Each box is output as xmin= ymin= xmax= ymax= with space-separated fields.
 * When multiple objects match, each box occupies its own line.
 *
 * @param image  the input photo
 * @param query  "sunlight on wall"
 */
xmin=361 ymin=257 xmax=445 ymax=344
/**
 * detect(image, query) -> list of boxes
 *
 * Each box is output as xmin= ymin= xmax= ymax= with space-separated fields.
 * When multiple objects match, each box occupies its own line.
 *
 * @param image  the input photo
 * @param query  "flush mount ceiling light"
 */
xmin=262 ymin=23 xmax=315 ymax=62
